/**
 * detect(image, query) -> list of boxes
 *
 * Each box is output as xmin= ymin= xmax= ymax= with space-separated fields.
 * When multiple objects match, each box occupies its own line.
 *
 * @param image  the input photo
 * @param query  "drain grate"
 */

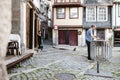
xmin=55 ymin=73 xmax=76 ymax=80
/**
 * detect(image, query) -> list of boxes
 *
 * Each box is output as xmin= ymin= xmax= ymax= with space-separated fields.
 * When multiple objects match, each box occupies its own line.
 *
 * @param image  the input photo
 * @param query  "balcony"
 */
xmin=53 ymin=0 xmax=82 ymax=7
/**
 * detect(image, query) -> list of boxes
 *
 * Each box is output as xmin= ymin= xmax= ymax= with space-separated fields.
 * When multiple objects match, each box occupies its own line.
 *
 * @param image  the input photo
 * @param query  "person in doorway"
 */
xmin=86 ymin=25 xmax=96 ymax=60
xmin=40 ymin=36 xmax=43 ymax=51
xmin=37 ymin=31 xmax=41 ymax=50
xmin=37 ymin=31 xmax=44 ymax=51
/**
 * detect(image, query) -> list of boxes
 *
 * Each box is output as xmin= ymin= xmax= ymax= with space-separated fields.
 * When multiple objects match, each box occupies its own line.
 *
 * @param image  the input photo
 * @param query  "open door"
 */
xmin=26 ymin=5 xmax=33 ymax=49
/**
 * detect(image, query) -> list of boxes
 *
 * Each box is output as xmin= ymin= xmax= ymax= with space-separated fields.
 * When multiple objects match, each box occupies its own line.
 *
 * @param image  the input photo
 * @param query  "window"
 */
xmin=70 ymin=0 xmax=80 ymax=2
xmin=86 ymin=6 xmax=108 ymax=22
xmin=86 ymin=7 xmax=96 ymax=21
xmin=97 ymin=7 xmax=107 ymax=21
xmin=57 ymin=0 xmax=65 ymax=2
xmin=118 ymin=5 xmax=120 ymax=17
xmin=70 ymin=7 xmax=78 ymax=19
xmin=56 ymin=8 xmax=65 ymax=19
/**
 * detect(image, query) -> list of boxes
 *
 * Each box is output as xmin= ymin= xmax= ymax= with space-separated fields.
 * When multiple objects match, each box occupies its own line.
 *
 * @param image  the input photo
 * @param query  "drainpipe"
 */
xmin=115 ymin=4 xmax=117 ymax=29
xmin=114 ymin=3 xmax=117 ymax=46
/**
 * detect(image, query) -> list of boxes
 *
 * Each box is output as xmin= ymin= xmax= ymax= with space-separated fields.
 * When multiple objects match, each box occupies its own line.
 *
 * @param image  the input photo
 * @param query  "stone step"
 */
xmin=6 ymin=53 xmax=33 ymax=69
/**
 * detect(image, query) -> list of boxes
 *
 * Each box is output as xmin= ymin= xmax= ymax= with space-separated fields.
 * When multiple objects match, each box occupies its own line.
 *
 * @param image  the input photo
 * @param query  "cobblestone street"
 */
xmin=8 ymin=43 xmax=120 ymax=80
xmin=1 ymin=0 xmax=120 ymax=80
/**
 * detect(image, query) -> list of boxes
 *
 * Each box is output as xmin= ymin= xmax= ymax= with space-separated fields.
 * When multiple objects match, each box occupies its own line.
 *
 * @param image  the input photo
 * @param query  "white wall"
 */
xmin=48 ymin=1 xmax=52 ymax=27
xmin=33 ymin=0 xmax=40 ymax=10
xmin=0 ymin=0 xmax=12 ymax=57
xmin=20 ymin=2 xmax=27 ymax=52
xmin=112 ymin=3 xmax=120 ymax=27
xmin=54 ymin=7 xmax=83 ymax=26
xmin=52 ymin=29 xmax=58 ymax=45
xmin=78 ymin=29 xmax=86 ymax=46
xmin=105 ymin=29 xmax=113 ymax=41
xmin=79 ymin=29 xmax=86 ymax=46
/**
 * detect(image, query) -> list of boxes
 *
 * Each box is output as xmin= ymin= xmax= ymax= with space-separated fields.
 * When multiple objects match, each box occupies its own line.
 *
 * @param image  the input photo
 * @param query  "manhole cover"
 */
xmin=55 ymin=73 xmax=76 ymax=80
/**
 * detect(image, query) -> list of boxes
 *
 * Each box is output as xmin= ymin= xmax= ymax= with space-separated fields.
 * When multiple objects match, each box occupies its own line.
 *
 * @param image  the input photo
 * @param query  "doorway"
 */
xmin=97 ymin=29 xmax=105 ymax=40
xmin=58 ymin=30 xmax=78 ymax=46
xmin=114 ymin=31 xmax=120 ymax=47
xmin=26 ymin=5 xmax=33 ymax=49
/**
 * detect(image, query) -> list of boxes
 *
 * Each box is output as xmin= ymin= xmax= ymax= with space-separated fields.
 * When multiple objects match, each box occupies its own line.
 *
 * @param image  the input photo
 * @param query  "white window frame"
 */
xmin=70 ymin=0 xmax=79 ymax=2
xmin=97 ymin=6 xmax=108 ymax=21
xmin=86 ymin=6 xmax=96 ymax=22
xmin=118 ymin=4 xmax=120 ymax=17
xmin=69 ymin=7 xmax=78 ymax=19
xmin=57 ymin=0 xmax=65 ymax=2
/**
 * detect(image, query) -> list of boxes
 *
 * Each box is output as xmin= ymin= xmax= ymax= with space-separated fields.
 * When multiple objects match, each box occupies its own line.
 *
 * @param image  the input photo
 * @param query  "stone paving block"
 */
xmin=55 ymin=73 xmax=76 ymax=80
xmin=84 ymin=69 xmax=113 ymax=78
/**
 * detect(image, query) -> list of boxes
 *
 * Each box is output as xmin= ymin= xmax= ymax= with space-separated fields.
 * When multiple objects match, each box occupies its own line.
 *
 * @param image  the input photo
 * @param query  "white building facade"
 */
xmin=112 ymin=0 xmax=120 ymax=47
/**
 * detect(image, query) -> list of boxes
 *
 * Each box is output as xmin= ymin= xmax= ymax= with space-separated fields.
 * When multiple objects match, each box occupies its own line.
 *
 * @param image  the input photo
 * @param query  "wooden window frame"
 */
xmin=56 ymin=7 xmax=66 ymax=19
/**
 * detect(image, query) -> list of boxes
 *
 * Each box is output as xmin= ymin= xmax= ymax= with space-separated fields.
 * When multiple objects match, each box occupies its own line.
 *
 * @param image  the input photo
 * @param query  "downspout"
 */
xmin=115 ymin=3 xmax=117 ymax=29
xmin=114 ymin=3 xmax=117 ymax=46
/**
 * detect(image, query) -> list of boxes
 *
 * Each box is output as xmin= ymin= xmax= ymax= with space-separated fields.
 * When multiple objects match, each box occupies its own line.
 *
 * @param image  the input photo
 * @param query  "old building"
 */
xmin=12 ymin=0 xmax=41 ymax=53
xmin=82 ymin=0 xmax=113 ymax=46
xmin=47 ymin=0 xmax=53 ymax=40
xmin=113 ymin=0 xmax=120 ymax=47
xmin=52 ymin=0 xmax=83 ymax=46
xmin=0 ymin=0 xmax=12 ymax=79
xmin=40 ymin=0 xmax=50 ymax=40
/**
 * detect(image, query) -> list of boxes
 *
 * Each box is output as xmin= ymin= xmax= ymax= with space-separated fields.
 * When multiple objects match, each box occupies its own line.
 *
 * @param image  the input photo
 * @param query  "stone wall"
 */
xmin=0 ymin=0 xmax=12 ymax=59
xmin=11 ymin=0 xmax=20 ymax=34
xmin=0 ymin=0 xmax=12 ymax=80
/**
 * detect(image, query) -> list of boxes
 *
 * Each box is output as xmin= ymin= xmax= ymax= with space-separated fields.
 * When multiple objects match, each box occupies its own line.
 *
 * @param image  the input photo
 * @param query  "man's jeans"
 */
xmin=86 ymin=40 xmax=91 ymax=60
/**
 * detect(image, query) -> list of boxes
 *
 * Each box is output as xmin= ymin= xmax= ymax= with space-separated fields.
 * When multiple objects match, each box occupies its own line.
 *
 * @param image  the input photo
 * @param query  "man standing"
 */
xmin=86 ymin=25 xmax=96 ymax=60
xmin=37 ymin=31 xmax=43 ymax=51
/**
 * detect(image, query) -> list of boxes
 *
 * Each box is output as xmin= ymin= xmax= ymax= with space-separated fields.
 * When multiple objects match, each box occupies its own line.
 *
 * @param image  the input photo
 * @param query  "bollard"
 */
xmin=97 ymin=61 xmax=99 ymax=73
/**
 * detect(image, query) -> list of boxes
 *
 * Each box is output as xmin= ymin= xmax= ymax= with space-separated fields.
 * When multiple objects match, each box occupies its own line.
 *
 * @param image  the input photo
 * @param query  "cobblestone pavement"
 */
xmin=8 ymin=44 xmax=120 ymax=80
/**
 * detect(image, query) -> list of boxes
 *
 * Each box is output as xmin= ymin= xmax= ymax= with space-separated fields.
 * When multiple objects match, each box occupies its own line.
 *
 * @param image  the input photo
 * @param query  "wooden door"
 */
xmin=69 ymin=30 xmax=78 ymax=46
xmin=26 ymin=5 xmax=30 ymax=49
xmin=58 ymin=30 xmax=78 ymax=46
xmin=34 ymin=16 xmax=37 ymax=48
xmin=26 ymin=5 xmax=33 ymax=49
xmin=58 ymin=30 xmax=66 ymax=44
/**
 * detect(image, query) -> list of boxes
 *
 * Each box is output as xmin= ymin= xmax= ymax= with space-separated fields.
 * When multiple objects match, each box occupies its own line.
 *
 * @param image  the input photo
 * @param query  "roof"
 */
xmin=113 ymin=0 xmax=120 ymax=3
xmin=114 ymin=0 xmax=120 ymax=2
xmin=83 ymin=0 xmax=113 ymax=6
